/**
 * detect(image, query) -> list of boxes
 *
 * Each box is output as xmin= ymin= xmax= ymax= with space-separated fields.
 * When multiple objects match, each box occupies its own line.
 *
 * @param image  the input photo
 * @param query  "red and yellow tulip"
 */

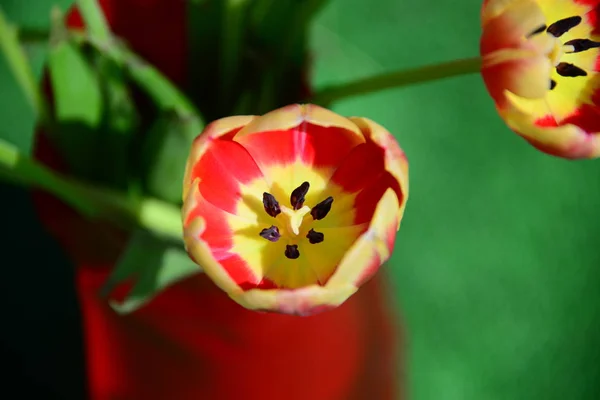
xmin=480 ymin=0 xmax=600 ymax=158
xmin=182 ymin=104 xmax=409 ymax=315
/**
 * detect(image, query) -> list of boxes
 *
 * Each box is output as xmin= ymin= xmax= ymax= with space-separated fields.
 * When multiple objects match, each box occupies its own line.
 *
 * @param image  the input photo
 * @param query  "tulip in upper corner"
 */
xmin=481 ymin=0 xmax=600 ymax=158
xmin=181 ymin=104 xmax=409 ymax=315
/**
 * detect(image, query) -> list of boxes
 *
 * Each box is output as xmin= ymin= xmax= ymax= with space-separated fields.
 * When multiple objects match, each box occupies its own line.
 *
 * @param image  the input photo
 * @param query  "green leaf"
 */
xmin=48 ymin=32 xmax=103 ymax=178
xmin=49 ymin=39 xmax=103 ymax=125
xmin=1 ymin=0 xmax=75 ymax=30
xmin=104 ymin=230 xmax=201 ymax=314
xmin=0 ymin=9 xmax=49 ymax=154
xmin=141 ymin=111 xmax=202 ymax=204
xmin=75 ymin=0 xmax=110 ymax=42
xmin=0 ymin=42 xmax=37 ymax=153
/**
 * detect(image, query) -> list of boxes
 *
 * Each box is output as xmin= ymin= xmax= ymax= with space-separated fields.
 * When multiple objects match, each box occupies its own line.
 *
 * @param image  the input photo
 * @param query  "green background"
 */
xmin=313 ymin=0 xmax=600 ymax=398
xmin=2 ymin=0 xmax=600 ymax=398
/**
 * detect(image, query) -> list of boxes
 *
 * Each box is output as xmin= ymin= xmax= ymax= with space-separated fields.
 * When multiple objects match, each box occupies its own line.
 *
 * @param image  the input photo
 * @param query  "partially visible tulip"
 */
xmin=480 ymin=0 xmax=600 ymax=158
xmin=182 ymin=104 xmax=409 ymax=315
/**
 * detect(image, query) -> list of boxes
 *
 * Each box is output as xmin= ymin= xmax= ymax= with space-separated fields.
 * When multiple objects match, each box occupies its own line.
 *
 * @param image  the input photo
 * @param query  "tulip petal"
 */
xmin=348 ymin=117 xmax=409 ymax=226
xmin=233 ymin=283 xmax=358 ymax=316
xmin=191 ymin=139 xmax=270 ymax=216
xmin=184 ymin=180 xmax=272 ymax=291
xmin=329 ymin=142 xmax=385 ymax=193
xmin=483 ymin=49 xmax=553 ymax=104
xmin=183 ymin=115 xmax=256 ymax=201
xmin=546 ymin=72 xmax=600 ymax=122
xmin=501 ymin=105 xmax=600 ymax=157
xmin=296 ymin=223 xmax=369 ymax=284
xmin=233 ymin=104 xmax=365 ymax=187
xmin=327 ymin=189 xmax=400 ymax=287
xmin=482 ymin=0 xmax=527 ymax=23
xmin=482 ymin=0 xmax=546 ymax=52
xmin=352 ymin=173 xmax=402 ymax=225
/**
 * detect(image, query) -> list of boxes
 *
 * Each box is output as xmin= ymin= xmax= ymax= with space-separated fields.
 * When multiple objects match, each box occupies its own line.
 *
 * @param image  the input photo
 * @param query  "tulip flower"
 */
xmin=480 ymin=0 xmax=600 ymax=158
xmin=182 ymin=104 xmax=409 ymax=315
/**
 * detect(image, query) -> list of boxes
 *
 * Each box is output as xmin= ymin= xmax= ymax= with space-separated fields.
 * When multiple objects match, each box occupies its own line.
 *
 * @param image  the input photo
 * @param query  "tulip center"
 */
xmin=260 ymin=181 xmax=333 ymax=259
xmin=529 ymin=15 xmax=599 ymax=91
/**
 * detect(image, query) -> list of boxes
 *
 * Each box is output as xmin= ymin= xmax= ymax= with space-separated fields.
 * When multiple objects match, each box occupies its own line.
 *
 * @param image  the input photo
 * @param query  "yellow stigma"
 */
xmin=549 ymin=40 xmax=564 ymax=66
xmin=278 ymin=205 xmax=311 ymax=236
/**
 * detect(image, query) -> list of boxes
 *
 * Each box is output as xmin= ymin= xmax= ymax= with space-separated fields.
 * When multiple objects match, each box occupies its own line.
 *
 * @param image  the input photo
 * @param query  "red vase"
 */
xmin=32 ymin=1 xmax=403 ymax=398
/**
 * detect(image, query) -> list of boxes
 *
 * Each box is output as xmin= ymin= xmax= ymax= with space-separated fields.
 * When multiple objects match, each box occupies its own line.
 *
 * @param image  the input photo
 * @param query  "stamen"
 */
xmin=556 ymin=62 xmax=587 ymax=77
xmin=263 ymin=192 xmax=281 ymax=217
xmin=550 ymin=79 xmax=557 ymax=90
xmin=285 ymin=244 xmax=300 ymax=259
xmin=259 ymin=226 xmax=281 ymax=242
xmin=290 ymin=181 xmax=310 ymax=210
xmin=311 ymin=196 xmax=333 ymax=220
xmin=564 ymin=38 xmax=600 ymax=53
xmin=528 ymin=24 xmax=547 ymax=37
xmin=306 ymin=229 xmax=324 ymax=244
xmin=547 ymin=16 xmax=581 ymax=37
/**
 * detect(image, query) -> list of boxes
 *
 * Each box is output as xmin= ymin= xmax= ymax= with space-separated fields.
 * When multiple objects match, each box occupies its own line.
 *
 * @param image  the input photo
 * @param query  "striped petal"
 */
xmin=182 ymin=104 xmax=409 ymax=314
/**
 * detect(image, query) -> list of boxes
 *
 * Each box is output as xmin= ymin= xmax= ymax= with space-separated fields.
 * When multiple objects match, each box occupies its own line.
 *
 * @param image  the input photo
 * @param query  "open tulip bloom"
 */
xmin=481 ymin=0 xmax=600 ymax=158
xmin=182 ymin=104 xmax=409 ymax=315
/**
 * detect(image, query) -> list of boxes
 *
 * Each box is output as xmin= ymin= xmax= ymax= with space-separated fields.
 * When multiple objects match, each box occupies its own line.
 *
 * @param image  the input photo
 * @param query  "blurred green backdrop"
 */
xmin=312 ymin=0 xmax=600 ymax=398
xmin=2 ymin=0 xmax=600 ymax=399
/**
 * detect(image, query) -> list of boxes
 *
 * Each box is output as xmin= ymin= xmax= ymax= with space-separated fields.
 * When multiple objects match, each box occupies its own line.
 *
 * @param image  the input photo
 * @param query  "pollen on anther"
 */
xmin=547 ymin=16 xmax=582 ymax=37
xmin=263 ymin=192 xmax=281 ymax=217
xmin=564 ymin=38 xmax=600 ymax=53
xmin=311 ymin=196 xmax=334 ymax=220
xmin=556 ymin=62 xmax=587 ymax=77
xmin=306 ymin=229 xmax=324 ymax=244
xmin=285 ymin=244 xmax=300 ymax=259
xmin=290 ymin=182 xmax=310 ymax=210
xmin=528 ymin=24 xmax=547 ymax=37
xmin=260 ymin=226 xmax=281 ymax=242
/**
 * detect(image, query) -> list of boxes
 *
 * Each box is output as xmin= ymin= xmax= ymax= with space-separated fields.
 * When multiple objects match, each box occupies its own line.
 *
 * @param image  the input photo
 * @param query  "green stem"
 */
xmin=76 ymin=0 xmax=111 ymax=42
xmin=310 ymin=56 xmax=482 ymax=106
xmin=0 ymin=138 xmax=96 ymax=215
xmin=0 ymin=139 xmax=182 ymax=241
xmin=113 ymin=45 xmax=200 ymax=117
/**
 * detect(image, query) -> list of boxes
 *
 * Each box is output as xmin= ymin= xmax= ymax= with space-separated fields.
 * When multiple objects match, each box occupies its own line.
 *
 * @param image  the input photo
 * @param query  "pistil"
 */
xmin=258 ymin=183 xmax=335 ymax=257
